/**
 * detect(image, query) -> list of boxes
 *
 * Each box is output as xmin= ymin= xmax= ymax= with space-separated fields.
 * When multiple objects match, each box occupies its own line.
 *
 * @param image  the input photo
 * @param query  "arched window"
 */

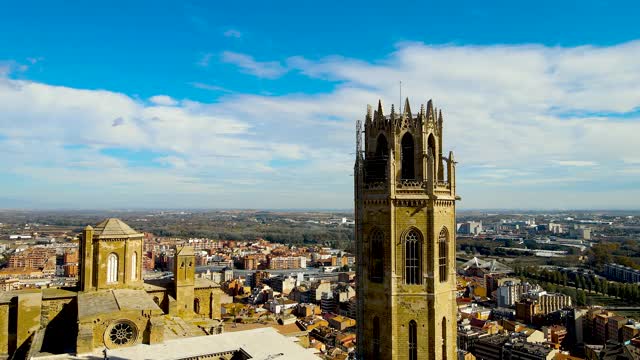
xmin=438 ymin=228 xmax=449 ymax=282
xmin=405 ymin=229 xmax=422 ymax=285
xmin=427 ymin=134 xmax=436 ymax=159
xmin=428 ymin=134 xmax=437 ymax=179
xmin=194 ymin=298 xmax=201 ymax=314
xmin=372 ymin=316 xmax=380 ymax=360
xmin=409 ymin=320 xmax=417 ymax=360
xmin=401 ymin=133 xmax=415 ymax=180
xmin=107 ymin=253 xmax=118 ymax=283
xmin=131 ymin=251 xmax=138 ymax=281
xmin=375 ymin=134 xmax=388 ymax=157
xmin=442 ymin=317 xmax=448 ymax=360
xmin=369 ymin=230 xmax=384 ymax=283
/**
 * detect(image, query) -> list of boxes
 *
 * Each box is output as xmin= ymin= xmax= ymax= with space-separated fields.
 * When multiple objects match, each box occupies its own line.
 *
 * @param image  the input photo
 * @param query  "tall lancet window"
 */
xmin=442 ymin=317 xmax=448 ymax=360
xmin=372 ymin=316 xmax=380 ymax=360
xmin=428 ymin=134 xmax=437 ymax=178
xmin=408 ymin=320 xmax=418 ymax=360
xmin=404 ymin=229 xmax=422 ymax=285
xmin=438 ymin=228 xmax=449 ymax=282
xmin=131 ymin=252 xmax=138 ymax=281
xmin=369 ymin=230 xmax=384 ymax=283
xmin=401 ymin=133 xmax=415 ymax=180
xmin=107 ymin=253 xmax=118 ymax=283
xmin=375 ymin=134 xmax=388 ymax=158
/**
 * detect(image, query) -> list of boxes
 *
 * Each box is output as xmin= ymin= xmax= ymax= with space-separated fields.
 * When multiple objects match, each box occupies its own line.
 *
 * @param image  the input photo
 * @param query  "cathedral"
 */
xmin=355 ymin=99 xmax=459 ymax=360
xmin=0 ymin=218 xmax=224 ymax=359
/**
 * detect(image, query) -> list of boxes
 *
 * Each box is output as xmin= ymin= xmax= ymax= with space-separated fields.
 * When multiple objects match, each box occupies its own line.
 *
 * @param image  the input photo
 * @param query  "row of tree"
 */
xmin=514 ymin=265 xmax=640 ymax=305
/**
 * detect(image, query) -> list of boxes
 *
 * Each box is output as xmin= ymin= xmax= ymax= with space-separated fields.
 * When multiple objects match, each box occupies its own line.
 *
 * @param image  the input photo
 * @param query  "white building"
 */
xmin=458 ymin=221 xmax=483 ymax=235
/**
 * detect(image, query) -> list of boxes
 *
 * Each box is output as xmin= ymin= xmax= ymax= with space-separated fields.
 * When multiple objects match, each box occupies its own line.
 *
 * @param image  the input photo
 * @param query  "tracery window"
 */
xmin=194 ymin=298 xmax=201 ymax=314
xmin=107 ymin=253 xmax=118 ymax=283
xmin=404 ymin=229 xmax=422 ymax=285
xmin=409 ymin=320 xmax=418 ymax=360
xmin=438 ymin=228 xmax=449 ymax=282
xmin=106 ymin=320 xmax=138 ymax=348
xmin=369 ymin=230 xmax=384 ymax=283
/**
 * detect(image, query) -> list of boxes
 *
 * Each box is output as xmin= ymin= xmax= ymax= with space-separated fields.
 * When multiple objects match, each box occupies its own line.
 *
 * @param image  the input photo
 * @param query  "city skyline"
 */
xmin=2 ymin=1 xmax=640 ymax=210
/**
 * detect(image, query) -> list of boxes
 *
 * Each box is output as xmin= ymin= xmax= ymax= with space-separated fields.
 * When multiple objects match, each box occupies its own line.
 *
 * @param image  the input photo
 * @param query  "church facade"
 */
xmin=355 ymin=99 xmax=458 ymax=360
xmin=0 ymin=218 xmax=223 ymax=359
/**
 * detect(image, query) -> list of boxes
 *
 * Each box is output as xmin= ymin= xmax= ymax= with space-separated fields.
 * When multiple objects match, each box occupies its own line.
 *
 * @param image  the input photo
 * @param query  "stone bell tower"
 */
xmin=174 ymin=245 xmax=196 ymax=318
xmin=78 ymin=218 xmax=144 ymax=292
xmin=355 ymin=98 xmax=458 ymax=360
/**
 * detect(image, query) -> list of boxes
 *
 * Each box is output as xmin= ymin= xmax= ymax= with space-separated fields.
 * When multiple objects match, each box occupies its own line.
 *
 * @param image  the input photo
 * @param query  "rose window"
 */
xmin=105 ymin=320 xmax=138 ymax=348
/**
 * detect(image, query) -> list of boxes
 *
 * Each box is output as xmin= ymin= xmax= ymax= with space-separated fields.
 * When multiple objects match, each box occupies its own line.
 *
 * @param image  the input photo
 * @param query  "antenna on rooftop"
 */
xmin=399 ymin=80 xmax=402 ymax=114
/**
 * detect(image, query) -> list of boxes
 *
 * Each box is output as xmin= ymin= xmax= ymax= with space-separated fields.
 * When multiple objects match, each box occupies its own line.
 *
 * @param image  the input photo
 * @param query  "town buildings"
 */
xmin=0 ymin=218 xmax=225 ymax=358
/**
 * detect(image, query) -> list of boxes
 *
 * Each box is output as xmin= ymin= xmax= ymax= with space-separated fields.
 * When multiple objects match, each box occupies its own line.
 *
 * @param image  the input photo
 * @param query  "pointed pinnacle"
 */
xmin=426 ymin=99 xmax=434 ymax=118
xmin=404 ymin=97 xmax=412 ymax=118
xmin=377 ymin=99 xmax=384 ymax=119
xmin=366 ymin=104 xmax=372 ymax=122
xmin=438 ymin=109 xmax=443 ymax=122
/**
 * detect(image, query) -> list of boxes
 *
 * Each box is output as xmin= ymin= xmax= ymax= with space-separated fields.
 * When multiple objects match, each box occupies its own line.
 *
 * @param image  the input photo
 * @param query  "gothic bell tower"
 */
xmin=355 ymin=99 xmax=458 ymax=360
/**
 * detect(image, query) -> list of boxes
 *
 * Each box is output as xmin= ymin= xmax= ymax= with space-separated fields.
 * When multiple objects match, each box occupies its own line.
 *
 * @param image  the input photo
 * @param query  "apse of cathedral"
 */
xmin=355 ymin=99 xmax=458 ymax=360
xmin=0 ymin=218 xmax=223 ymax=359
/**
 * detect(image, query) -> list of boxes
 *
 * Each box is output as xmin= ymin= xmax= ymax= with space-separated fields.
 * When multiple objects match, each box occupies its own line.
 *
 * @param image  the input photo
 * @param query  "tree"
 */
xmin=594 ymin=278 xmax=602 ymax=294
xmin=576 ymin=290 xmax=587 ymax=306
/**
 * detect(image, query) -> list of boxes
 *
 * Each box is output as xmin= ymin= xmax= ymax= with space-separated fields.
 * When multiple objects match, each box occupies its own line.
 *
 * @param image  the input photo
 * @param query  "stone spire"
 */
xmin=403 ymin=97 xmax=412 ymax=119
xmin=426 ymin=99 xmax=434 ymax=122
xmin=375 ymin=99 xmax=384 ymax=121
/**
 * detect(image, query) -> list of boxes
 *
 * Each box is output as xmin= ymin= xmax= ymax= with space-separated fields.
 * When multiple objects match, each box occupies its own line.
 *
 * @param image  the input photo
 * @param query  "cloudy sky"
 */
xmin=1 ymin=1 xmax=640 ymax=210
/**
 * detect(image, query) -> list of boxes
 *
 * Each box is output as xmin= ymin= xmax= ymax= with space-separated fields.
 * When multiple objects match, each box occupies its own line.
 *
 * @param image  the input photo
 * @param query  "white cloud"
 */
xmin=223 ymin=29 xmax=242 ymax=38
xmin=551 ymin=160 xmax=598 ymax=167
xmin=149 ymin=95 xmax=178 ymax=106
xmin=3 ymin=40 xmax=640 ymax=208
xmin=190 ymin=82 xmax=233 ymax=93
xmin=197 ymin=53 xmax=213 ymax=67
xmin=221 ymin=51 xmax=288 ymax=79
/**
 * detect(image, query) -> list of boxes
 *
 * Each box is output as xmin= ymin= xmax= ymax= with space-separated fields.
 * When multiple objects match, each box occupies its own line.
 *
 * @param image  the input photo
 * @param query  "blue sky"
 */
xmin=1 ymin=1 xmax=640 ymax=209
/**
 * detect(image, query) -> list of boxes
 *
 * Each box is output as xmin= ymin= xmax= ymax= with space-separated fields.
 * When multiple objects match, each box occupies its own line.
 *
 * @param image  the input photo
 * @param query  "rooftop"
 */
xmin=77 ymin=289 xmax=162 ymax=319
xmin=92 ymin=218 xmax=143 ymax=239
xmin=102 ymin=327 xmax=320 ymax=360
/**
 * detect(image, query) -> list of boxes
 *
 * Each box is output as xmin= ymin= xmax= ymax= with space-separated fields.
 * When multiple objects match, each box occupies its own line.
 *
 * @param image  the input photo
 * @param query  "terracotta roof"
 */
xmin=93 ymin=218 xmax=142 ymax=239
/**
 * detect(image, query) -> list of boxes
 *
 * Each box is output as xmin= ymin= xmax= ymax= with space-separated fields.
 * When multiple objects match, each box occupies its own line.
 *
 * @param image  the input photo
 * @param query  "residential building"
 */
xmin=604 ymin=263 xmax=640 ymax=283
xmin=607 ymin=316 xmax=626 ymax=343
xmin=502 ymin=341 xmax=558 ymax=360
xmin=458 ymin=221 xmax=483 ymax=235
xmin=473 ymin=334 xmax=509 ymax=360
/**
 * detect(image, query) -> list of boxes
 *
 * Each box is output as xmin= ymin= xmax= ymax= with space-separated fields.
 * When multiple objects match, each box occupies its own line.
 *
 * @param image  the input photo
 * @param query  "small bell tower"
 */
xmin=174 ymin=245 xmax=196 ymax=318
